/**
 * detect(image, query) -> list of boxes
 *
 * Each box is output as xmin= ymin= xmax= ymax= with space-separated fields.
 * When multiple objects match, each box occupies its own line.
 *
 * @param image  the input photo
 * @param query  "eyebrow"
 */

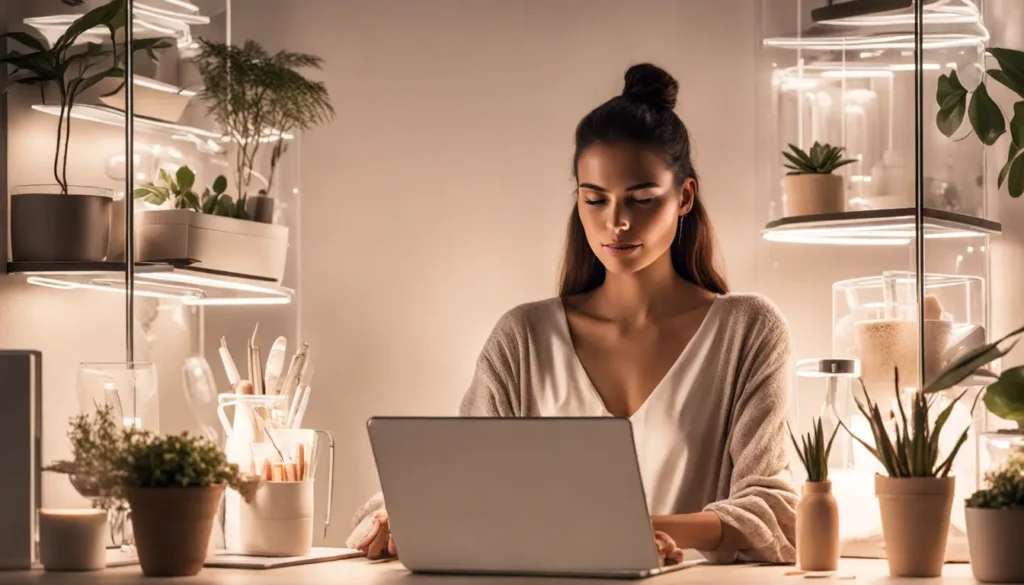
xmin=578 ymin=182 xmax=660 ymax=193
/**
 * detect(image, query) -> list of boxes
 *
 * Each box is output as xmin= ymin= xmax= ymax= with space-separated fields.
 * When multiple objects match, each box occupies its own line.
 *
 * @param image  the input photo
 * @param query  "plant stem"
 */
xmin=63 ymin=81 xmax=80 ymax=195
xmin=55 ymin=98 xmax=67 ymax=194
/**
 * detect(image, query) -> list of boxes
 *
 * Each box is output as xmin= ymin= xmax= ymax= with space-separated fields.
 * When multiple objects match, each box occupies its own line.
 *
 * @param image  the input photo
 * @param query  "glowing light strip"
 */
xmin=763 ymin=33 xmax=986 ymax=51
xmin=815 ymin=2 xmax=982 ymax=27
xmin=31 ymin=104 xmax=221 ymax=139
xmin=137 ymin=271 xmax=292 ymax=297
xmin=26 ymin=272 xmax=292 ymax=306
xmin=761 ymin=232 xmax=911 ymax=245
xmin=26 ymin=276 xmax=192 ymax=300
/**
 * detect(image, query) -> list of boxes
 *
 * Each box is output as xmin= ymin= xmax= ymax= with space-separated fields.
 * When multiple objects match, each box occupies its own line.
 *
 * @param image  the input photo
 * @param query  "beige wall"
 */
xmin=233 ymin=0 xmax=761 ymax=544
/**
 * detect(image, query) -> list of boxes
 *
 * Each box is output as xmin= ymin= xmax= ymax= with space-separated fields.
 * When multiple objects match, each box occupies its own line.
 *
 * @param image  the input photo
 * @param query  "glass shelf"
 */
xmin=762 ymin=208 xmax=1000 ymax=245
xmin=10 ymin=262 xmax=292 ymax=306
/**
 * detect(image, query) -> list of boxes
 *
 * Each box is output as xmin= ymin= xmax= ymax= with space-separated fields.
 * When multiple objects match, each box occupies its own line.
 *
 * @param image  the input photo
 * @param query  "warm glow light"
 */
xmin=764 ymin=33 xmax=987 ymax=51
xmin=822 ymin=69 xmax=894 ymax=79
xmin=762 ymin=232 xmax=911 ymax=246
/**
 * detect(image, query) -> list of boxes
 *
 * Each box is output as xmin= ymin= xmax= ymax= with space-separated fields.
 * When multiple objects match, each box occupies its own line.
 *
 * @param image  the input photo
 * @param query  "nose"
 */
xmin=607 ymin=202 xmax=631 ymax=234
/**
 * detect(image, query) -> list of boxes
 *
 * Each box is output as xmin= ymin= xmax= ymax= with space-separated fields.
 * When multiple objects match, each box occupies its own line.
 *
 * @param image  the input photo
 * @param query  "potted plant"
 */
xmin=122 ymin=430 xmax=250 ymax=577
xmin=781 ymin=141 xmax=856 ymax=217
xmin=924 ymin=324 xmax=1024 ymax=582
xmin=42 ymin=405 xmax=133 ymax=552
xmin=132 ymin=165 xmax=289 ymax=281
xmin=1 ymin=0 xmax=170 ymax=262
xmin=192 ymin=38 xmax=334 ymax=223
xmin=841 ymin=368 xmax=974 ymax=577
xmin=788 ymin=417 xmax=840 ymax=572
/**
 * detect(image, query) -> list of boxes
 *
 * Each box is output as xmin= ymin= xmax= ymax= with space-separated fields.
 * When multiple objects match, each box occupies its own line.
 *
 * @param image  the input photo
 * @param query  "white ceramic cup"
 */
xmin=239 ymin=480 xmax=314 ymax=556
xmin=38 ymin=509 xmax=107 ymax=571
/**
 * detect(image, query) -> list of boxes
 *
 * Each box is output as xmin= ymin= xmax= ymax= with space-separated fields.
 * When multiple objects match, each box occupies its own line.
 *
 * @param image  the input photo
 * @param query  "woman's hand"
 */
xmin=345 ymin=509 xmax=397 ymax=559
xmin=654 ymin=530 xmax=684 ymax=567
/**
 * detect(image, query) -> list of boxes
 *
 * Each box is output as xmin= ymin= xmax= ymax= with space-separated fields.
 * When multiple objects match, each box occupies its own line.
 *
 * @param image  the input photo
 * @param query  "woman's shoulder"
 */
xmin=488 ymin=297 xmax=563 ymax=341
xmin=714 ymin=292 xmax=790 ymax=339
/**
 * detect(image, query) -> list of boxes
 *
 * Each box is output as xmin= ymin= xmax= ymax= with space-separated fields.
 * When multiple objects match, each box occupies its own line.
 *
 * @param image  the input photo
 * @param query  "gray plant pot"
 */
xmin=244 ymin=195 xmax=276 ymax=224
xmin=966 ymin=507 xmax=1024 ymax=583
xmin=10 ymin=192 xmax=112 ymax=263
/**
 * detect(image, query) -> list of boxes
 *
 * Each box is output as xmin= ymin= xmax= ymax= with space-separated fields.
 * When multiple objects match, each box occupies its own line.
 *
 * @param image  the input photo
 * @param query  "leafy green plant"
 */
xmin=967 ymin=451 xmax=1024 ymax=509
xmin=783 ymin=142 xmax=857 ymax=175
xmin=42 ymin=404 xmax=133 ymax=510
xmin=841 ymin=368 xmax=974 ymax=478
xmin=788 ymin=417 xmax=838 ymax=482
xmin=134 ymin=165 xmax=247 ymax=219
xmin=924 ymin=324 xmax=1024 ymax=430
xmin=0 ymin=0 xmax=170 ymax=195
xmin=936 ymin=49 xmax=1024 ymax=197
xmin=122 ymin=430 xmax=243 ymax=490
xmin=193 ymin=38 xmax=333 ymax=203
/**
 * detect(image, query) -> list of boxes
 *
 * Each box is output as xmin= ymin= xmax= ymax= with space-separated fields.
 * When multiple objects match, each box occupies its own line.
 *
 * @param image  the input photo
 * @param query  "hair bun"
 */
xmin=621 ymin=63 xmax=678 ymax=110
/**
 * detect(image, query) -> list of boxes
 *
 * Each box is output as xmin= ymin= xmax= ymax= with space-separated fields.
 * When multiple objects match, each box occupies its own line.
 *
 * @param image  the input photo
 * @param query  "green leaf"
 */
xmin=1010 ymin=152 xmax=1024 ymax=198
xmin=985 ymin=366 xmax=1024 ymax=421
xmin=71 ymin=67 xmax=122 ymax=98
xmin=1011 ymin=102 xmax=1024 ymax=147
xmin=0 ymin=32 xmax=48 ymax=53
xmin=212 ymin=175 xmax=228 ymax=195
xmin=989 ymin=48 xmax=1024 ymax=97
xmin=936 ymin=92 xmax=967 ymax=138
xmin=216 ymin=195 xmax=235 ymax=216
xmin=988 ymin=69 xmax=1024 ymax=99
xmin=175 ymin=166 xmax=196 ymax=192
xmin=969 ymin=82 xmax=1006 ymax=145
xmin=57 ymin=0 xmax=124 ymax=52
xmin=1000 ymin=142 xmax=1021 ymax=189
xmin=181 ymin=190 xmax=201 ymax=211
xmin=924 ymin=323 xmax=1024 ymax=393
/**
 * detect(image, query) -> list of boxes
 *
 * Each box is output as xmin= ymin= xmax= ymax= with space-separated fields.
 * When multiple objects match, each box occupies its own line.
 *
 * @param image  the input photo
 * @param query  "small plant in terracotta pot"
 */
xmin=781 ymin=142 xmax=856 ymax=217
xmin=923 ymin=323 xmax=1024 ymax=583
xmin=788 ymin=418 xmax=840 ymax=572
xmin=841 ymin=368 xmax=974 ymax=578
xmin=962 ymin=453 xmax=1024 ymax=583
xmin=122 ymin=431 xmax=256 ymax=577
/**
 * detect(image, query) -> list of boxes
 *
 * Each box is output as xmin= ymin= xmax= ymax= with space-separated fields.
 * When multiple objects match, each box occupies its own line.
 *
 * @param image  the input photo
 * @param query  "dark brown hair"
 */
xmin=558 ymin=63 xmax=729 ymax=298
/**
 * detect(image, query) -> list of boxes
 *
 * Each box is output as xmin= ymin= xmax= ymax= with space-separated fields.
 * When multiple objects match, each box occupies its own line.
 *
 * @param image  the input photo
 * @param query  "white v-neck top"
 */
xmin=352 ymin=292 xmax=800 ymax=564
xmin=526 ymin=296 xmax=727 ymax=515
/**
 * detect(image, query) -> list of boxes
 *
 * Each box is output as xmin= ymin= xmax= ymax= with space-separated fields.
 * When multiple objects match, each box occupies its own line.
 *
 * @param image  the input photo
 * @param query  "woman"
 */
xmin=347 ymin=63 xmax=798 ymax=566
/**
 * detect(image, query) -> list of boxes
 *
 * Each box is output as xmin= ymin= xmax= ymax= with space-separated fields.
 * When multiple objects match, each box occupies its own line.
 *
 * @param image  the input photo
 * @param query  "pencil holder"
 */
xmin=238 ymin=480 xmax=314 ymax=557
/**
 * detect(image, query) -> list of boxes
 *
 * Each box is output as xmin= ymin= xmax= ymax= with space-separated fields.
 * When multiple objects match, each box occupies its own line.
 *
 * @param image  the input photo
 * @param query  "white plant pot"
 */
xmin=782 ymin=174 xmax=845 ymax=217
xmin=135 ymin=209 xmax=289 ymax=283
xmin=966 ymin=507 xmax=1024 ymax=583
xmin=239 ymin=481 xmax=314 ymax=557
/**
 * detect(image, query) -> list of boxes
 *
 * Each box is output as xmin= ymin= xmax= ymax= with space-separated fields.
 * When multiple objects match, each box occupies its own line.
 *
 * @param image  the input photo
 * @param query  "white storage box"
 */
xmin=135 ymin=210 xmax=289 ymax=283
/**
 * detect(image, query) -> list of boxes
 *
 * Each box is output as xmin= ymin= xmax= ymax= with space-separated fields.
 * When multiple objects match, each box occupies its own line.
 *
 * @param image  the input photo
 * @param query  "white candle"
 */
xmin=38 ymin=509 xmax=107 ymax=572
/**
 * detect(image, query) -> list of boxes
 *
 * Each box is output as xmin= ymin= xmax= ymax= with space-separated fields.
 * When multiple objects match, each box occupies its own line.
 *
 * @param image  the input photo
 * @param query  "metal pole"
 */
xmin=914 ymin=0 xmax=925 ymax=392
xmin=125 ymin=0 xmax=135 ymax=368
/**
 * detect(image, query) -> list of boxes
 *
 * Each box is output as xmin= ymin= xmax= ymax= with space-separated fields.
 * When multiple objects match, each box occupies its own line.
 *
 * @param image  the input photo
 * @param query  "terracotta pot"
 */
xmin=875 ymin=475 xmax=954 ymax=577
xmin=127 ymin=485 xmax=224 ymax=577
xmin=796 ymin=480 xmax=839 ymax=572
xmin=966 ymin=507 xmax=1024 ymax=583
xmin=781 ymin=174 xmax=845 ymax=217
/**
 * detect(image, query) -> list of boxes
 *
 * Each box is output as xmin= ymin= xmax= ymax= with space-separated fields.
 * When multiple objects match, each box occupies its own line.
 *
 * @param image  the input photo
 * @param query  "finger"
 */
xmin=365 ymin=529 xmax=391 ymax=560
xmin=388 ymin=534 xmax=398 ymax=557
xmin=665 ymin=547 xmax=684 ymax=566
xmin=354 ymin=517 xmax=381 ymax=551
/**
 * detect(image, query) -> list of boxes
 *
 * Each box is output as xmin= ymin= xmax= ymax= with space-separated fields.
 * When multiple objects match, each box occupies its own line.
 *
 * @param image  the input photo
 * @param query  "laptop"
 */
xmin=366 ymin=416 xmax=696 ymax=579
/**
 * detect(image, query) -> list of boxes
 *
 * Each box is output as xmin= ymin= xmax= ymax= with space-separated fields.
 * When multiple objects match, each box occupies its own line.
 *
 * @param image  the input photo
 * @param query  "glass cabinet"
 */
xmin=756 ymin=0 xmax=995 ymax=562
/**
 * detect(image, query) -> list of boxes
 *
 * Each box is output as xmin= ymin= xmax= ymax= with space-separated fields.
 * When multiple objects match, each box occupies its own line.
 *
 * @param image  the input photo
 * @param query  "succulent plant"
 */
xmin=783 ymin=141 xmax=857 ymax=175
xmin=788 ymin=417 xmax=838 ymax=482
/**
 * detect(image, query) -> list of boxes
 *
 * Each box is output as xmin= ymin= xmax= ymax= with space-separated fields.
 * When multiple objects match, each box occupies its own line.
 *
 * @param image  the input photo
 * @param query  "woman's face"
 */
xmin=575 ymin=142 xmax=694 ymax=276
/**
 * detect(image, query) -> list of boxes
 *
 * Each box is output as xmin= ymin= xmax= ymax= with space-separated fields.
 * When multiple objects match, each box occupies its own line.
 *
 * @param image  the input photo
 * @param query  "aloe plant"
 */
xmin=783 ymin=142 xmax=857 ymax=175
xmin=925 ymin=324 xmax=1024 ymax=430
xmin=936 ymin=49 xmax=1024 ymax=197
xmin=788 ymin=417 xmax=838 ymax=482
xmin=842 ymin=368 xmax=975 ymax=478
xmin=0 ymin=0 xmax=170 ymax=195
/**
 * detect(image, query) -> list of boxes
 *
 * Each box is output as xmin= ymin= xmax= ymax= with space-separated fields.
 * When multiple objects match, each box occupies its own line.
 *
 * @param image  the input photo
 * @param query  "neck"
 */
xmin=596 ymin=255 xmax=708 ymax=324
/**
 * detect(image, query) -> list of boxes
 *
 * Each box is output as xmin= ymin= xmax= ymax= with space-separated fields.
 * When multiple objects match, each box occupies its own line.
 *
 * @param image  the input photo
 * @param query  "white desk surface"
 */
xmin=1 ymin=558 xmax=977 ymax=584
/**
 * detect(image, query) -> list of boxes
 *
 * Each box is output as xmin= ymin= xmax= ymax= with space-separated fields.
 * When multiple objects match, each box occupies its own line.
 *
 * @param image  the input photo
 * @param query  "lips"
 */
xmin=605 ymin=242 xmax=641 ymax=250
